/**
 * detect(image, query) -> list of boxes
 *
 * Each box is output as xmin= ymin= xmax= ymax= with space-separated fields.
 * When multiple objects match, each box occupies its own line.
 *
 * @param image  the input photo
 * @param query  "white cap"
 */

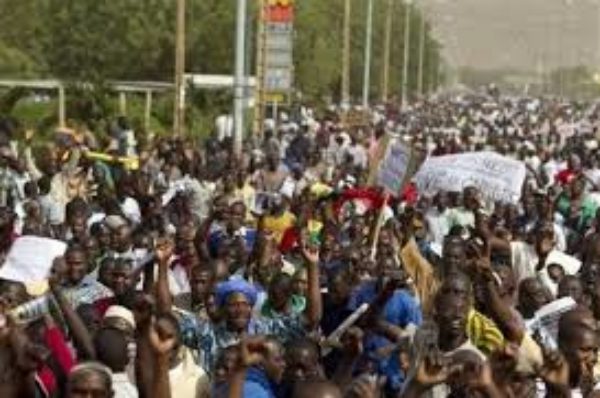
xmin=103 ymin=305 xmax=136 ymax=331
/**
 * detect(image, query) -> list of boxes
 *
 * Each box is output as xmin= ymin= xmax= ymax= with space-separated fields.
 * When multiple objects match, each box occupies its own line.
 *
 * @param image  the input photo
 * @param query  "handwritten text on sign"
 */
xmin=413 ymin=152 xmax=526 ymax=204
xmin=377 ymin=140 xmax=412 ymax=195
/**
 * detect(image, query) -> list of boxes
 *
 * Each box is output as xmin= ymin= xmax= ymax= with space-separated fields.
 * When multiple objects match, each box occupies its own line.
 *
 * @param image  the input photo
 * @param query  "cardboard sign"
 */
xmin=377 ymin=140 xmax=413 ymax=195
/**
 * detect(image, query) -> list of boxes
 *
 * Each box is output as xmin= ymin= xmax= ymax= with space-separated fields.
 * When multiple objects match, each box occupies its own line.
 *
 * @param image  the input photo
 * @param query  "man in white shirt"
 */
xmin=425 ymin=191 xmax=451 ymax=246
xmin=510 ymin=222 xmax=580 ymax=297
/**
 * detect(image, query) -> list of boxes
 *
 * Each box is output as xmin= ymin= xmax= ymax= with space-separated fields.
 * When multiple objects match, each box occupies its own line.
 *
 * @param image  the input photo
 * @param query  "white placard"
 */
xmin=0 ymin=236 xmax=67 ymax=284
xmin=414 ymin=152 xmax=526 ymax=204
xmin=525 ymin=297 xmax=576 ymax=349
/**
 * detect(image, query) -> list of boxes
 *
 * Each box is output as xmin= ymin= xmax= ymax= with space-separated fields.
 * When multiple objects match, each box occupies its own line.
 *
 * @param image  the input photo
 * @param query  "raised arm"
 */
xmin=301 ymin=242 xmax=322 ymax=330
xmin=50 ymin=282 xmax=96 ymax=360
xmin=148 ymin=321 xmax=174 ymax=398
xmin=155 ymin=236 xmax=175 ymax=313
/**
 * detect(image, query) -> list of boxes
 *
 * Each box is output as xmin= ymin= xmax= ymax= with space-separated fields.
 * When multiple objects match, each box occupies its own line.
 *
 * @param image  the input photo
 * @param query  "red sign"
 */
xmin=266 ymin=0 xmax=294 ymax=23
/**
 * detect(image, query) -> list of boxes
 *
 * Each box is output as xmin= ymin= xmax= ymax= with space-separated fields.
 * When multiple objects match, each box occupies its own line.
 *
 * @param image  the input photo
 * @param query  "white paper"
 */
xmin=0 ymin=236 xmax=67 ymax=284
xmin=525 ymin=297 xmax=576 ymax=349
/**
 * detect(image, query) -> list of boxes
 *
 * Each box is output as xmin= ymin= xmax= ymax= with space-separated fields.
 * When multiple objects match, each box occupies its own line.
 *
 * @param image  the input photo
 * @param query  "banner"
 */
xmin=413 ymin=152 xmax=526 ymax=204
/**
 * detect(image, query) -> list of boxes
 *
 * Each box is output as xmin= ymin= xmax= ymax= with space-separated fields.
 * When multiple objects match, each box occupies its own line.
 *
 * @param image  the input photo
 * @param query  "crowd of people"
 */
xmin=2 ymin=93 xmax=600 ymax=397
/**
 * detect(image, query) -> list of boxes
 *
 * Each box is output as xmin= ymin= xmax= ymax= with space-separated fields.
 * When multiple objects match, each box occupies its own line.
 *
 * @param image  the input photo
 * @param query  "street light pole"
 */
xmin=417 ymin=6 xmax=426 ymax=96
xmin=381 ymin=0 xmax=393 ymax=102
xmin=362 ymin=0 xmax=374 ymax=108
xmin=173 ymin=0 xmax=186 ymax=136
xmin=341 ymin=0 xmax=352 ymax=107
xmin=401 ymin=0 xmax=412 ymax=110
xmin=233 ymin=0 xmax=247 ymax=157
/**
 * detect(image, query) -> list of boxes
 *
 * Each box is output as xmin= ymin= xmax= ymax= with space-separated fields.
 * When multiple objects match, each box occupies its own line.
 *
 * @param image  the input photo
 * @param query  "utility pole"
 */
xmin=253 ymin=0 xmax=266 ymax=137
xmin=381 ymin=0 xmax=393 ymax=102
xmin=341 ymin=0 xmax=352 ymax=107
xmin=233 ymin=0 xmax=247 ymax=157
xmin=401 ymin=0 xmax=412 ymax=110
xmin=417 ymin=7 xmax=426 ymax=96
xmin=173 ymin=0 xmax=186 ymax=136
xmin=362 ymin=0 xmax=374 ymax=108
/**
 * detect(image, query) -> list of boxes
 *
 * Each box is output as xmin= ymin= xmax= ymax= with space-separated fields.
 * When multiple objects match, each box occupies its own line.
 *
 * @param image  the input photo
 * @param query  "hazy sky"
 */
xmin=423 ymin=0 xmax=600 ymax=71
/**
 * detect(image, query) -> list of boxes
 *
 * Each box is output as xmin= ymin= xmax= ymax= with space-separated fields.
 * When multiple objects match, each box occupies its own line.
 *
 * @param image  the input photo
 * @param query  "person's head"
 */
xmin=216 ymin=281 xmax=257 ymax=332
xmin=0 ymin=280 xmax=28 ymax=309
xmin=111 ymin=224 xmax=132 ymax=253
xmin=90 ymin=222 xmax=111 ymax=251
xmin=328 ymin=267 xmax=352 ymax=305
xmin=547 ymin=263 xmax=566 ymax=285
xmin=558 ymin=309 xmax=599 ymax=387
xmin=64 ymin=244 xmax=88 ymax=286
xmin=268 ymin=273 xmax=294 ymax=313
xmin=291 ymin=380 xmax=342 ymax=398
xmin=284 ymin=338 xmax=322 ymax=383
xmin=98 ymin=257 xmax=116 ymax=289
xmin=292 ymin=268 xmax=308 ymax=297
xmin=568 ymin=153 xmax=582 ymax=171
xmin=262 ymin=336 xmax=286 ymax=384
xmin=37 ymin=175 xmax=52 ymax=196
xmin=433 ymin=293 xmax=469 ymax=347
xmin=189 ymin=266 xmax=213 ymax=305
xmin=558 ymin=275 xmax=585 ymax=303
xmin=517 ymin=277 xmax=550 ymax=319
xmin=111 ymin=259 xmax=132 ymax=297
xmin=570 ymin=176 xmax=586 ymax=198
xmin=533 ymin=221 xmax=555 ymax=257
xmin=93 ymin=328 xmax=129 ymax=373
xmin=226 ymin=201 xmax=246 ymax=233
xmin=66 ymin=198 xmax=89 ymax=236
xmin=23 ymin=180 xmax=38 ymax=199
xmin=442 ymin=237 xmax=467 ymax=276
xmin=438 ymin=271 xmax=472 ymax=301
xmin=214 ymin=345 xmax=240 ymax=385
xmin=67 ymin=362 xmax=113 ymax=398
xmin=462 ymin=186 xmax=479 ymax=211
xmin=435 ymin=191 xmax=450 ymax=212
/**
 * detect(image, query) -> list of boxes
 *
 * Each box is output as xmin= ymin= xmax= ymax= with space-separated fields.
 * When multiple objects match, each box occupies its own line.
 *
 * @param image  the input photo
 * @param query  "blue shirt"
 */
xmin=179 ymin=312 xmax=304 ymax=372
xmin=348 ymin=280 xmax=422 ymax=327
xmin=208 ymin=227 xmax=257 ymax=257
xmin=348 ymin=280 xmax=421 ymax=393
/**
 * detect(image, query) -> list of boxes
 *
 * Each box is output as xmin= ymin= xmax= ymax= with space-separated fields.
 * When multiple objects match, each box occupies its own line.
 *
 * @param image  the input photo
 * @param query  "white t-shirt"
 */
xmin=510 ymin=242 xmax=581 ymax=297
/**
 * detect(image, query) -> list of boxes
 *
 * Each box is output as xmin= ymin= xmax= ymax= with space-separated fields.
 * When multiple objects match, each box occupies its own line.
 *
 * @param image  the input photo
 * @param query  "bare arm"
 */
xmin=155 ymin=238 xmax=174 ymax=313
xmin=302 ymin=244 xmax=322 ymax=329
xmin=51 ymin=284 xmax=96 ymax=360
xmin=148 ymin=324 xmax=174 ymax=398
xmin=483 ymin=278 xmax=524 ymax=344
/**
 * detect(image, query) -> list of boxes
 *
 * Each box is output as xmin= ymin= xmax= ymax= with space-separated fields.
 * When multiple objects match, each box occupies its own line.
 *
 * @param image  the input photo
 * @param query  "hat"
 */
xmin=104 ymin=215 xmax=127 ymax=230
xmin=103 ymin=305 xmax=136 ymax=331
xmin=215 ymin=279 xmax=258 ymax=308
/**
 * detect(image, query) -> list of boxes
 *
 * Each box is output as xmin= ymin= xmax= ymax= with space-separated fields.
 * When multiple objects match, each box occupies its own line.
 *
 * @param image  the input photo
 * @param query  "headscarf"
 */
xmin=215 ymin=279 xmax=258 ymax=308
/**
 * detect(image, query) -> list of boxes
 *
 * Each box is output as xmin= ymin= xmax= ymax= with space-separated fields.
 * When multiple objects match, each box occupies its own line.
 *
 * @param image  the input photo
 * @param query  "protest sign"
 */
xmin=525 ymin=297 xmax=576 ymax=349
xmin=0 ymin=236 xmax=67 ymax=284
xmin=377 ymin=139 xmax=413 ymax=196
xmin=413 ymin=152 xmax=526 ymax=204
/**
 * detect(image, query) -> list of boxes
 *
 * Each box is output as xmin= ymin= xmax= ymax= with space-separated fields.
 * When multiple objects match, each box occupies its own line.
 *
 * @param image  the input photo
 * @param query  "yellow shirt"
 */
xmin=263 ymin=211 xmax=296 ymax=243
